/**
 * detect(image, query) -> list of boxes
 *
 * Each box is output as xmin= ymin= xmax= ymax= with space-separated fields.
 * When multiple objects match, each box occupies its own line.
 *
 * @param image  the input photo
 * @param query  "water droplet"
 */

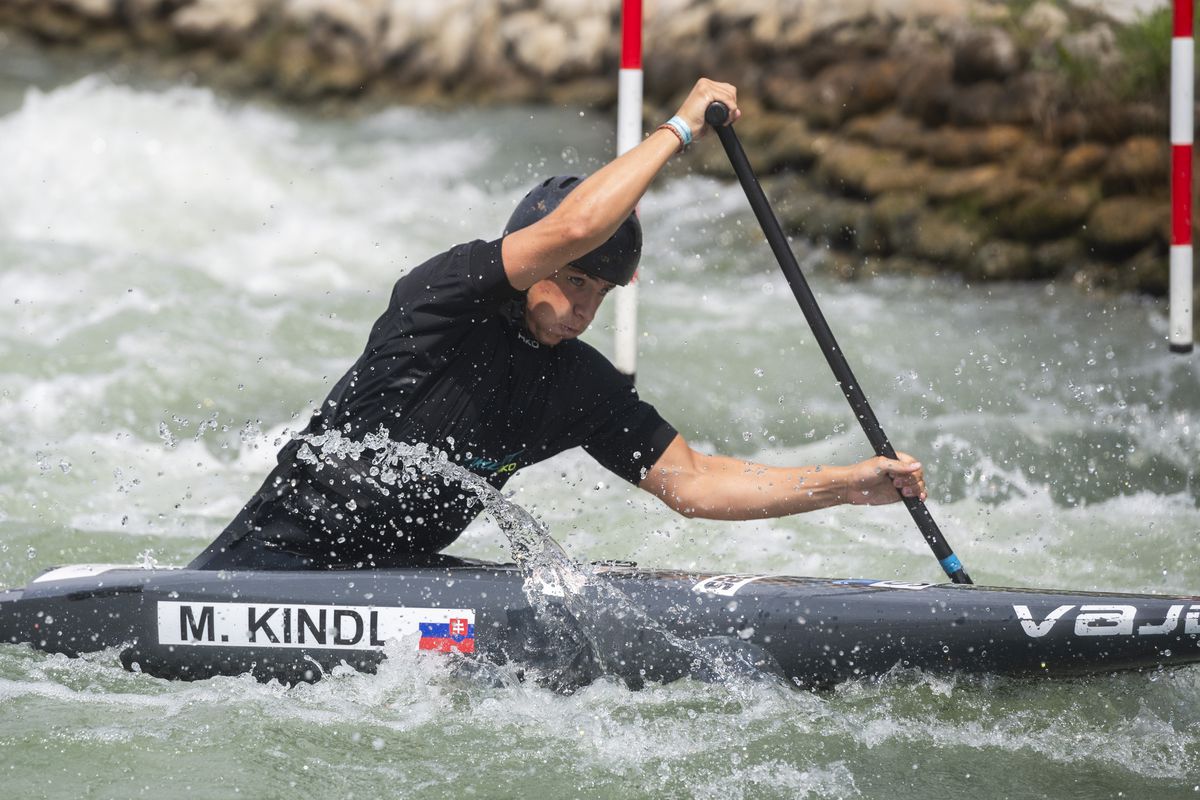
xmin=26 ymin=546 xmax=37 ymax=560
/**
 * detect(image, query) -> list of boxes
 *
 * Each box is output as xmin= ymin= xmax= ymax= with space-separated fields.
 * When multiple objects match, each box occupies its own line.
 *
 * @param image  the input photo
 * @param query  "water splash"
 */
xmin=296 ymin=427 xmax=785 ymax=692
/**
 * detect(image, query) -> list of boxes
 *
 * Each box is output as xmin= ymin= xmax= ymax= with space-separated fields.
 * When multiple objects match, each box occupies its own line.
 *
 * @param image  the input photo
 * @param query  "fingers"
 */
xmin=674 ymin=78 xmax=740 ymax=142
xmin=880 ymin=454 xmax=926 ymax=501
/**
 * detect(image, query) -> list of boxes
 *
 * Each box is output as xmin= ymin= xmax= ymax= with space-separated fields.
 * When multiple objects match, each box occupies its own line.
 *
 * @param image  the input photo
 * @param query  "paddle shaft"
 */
xmin=704 ymin=102 xmax=972 ymax=585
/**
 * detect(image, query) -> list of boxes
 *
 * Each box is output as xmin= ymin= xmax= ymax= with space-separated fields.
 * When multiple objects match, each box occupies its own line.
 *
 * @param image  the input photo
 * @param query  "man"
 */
xmin=190 ymin=78 xmax=926 ymax=571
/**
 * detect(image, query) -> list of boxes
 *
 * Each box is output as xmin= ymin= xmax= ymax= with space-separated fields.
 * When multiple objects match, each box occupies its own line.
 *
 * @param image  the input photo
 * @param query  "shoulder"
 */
xmin=405 ymin=238 xmax=503 ymax=281
xmin=555 ymin=339 xmax=634 ymax=394
xmin=390 ymin=238 xmax=517 ymax=310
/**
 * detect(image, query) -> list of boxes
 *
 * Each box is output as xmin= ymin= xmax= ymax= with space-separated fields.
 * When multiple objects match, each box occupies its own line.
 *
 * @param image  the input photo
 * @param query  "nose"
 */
xmin=574 ymin=289 xmax=603 ymax=323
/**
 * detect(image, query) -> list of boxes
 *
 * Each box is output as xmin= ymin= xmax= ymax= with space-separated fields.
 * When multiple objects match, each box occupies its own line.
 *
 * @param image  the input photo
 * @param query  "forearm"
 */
xmin=643 ymin=449 xmax=852 ymax=521
xmin=552 ymin=128 xmax=681 ymax=254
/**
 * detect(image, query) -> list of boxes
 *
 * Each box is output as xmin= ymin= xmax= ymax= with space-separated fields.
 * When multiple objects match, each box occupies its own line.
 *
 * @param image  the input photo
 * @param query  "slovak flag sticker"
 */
xmin=418 ymin=615 xmax=475 ymax=653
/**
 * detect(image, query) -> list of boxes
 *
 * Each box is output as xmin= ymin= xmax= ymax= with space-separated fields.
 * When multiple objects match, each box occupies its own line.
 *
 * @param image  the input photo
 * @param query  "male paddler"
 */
xmin=190 ymin=78 xmax=927 ymax=571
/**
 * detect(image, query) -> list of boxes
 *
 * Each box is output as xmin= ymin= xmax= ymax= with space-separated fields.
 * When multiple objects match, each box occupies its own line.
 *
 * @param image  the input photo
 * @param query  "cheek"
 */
xmin=539 ymin=286 xmax=570 ymax=315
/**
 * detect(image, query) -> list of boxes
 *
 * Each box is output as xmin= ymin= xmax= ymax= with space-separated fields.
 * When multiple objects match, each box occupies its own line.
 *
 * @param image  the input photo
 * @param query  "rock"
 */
xmin=1082 ymin=100 xmax=1169 ymax=143
xmin=22 ymin=3 xmax=92 ymax=41
xmin=910 ymin=211 xmax=981 ymax=264
xmin=762 ymin=74 xmax=814 ymax=114
xmin=792 ymin=196 xmax=869 ymax=250
xmin=860 ymin=191 xmax=926 ymax=255
xmin=1058 ymin=142 xmax=1110 ymax=181
xmin=952 ymin=27 xmax=1020 ymax=84
xmin=977 ymin=173 xmax=1038 ymax=209
xmin=1102 ymin=136 xmax=1169 ymax=194
xmin=843 ymin=111 xmax=926 ymax=155
xmin=919 ymin=124 xmax=1025 ymax=167
xmin=1032 ymin=237 xmax=1084 ymax=278
xmin=816 ymin=142 xmax=930 ymax=198
xmin=1060 ymin=23 xmax=1120 ymax=73
xmin=896 ymin=51 xmax=954 ymax=127
xmin=287 ymin=0 xmax=387 ymax=48
xmin=383 ymin=0 xmax=489 ymax=85
xmin=171 ymin=0 xmax=265 ymax=50
xmin=1086 ymin=196 xmax=1171 ymax=253
xmin=948 ymin=80 xmax=1032 ymax=127
xmin=969 ymin=240 xmax=1034 ymax=280
xmin=506 ymin=16 xmax=572 ymax=80
xmin=759 ymin=118 xmax=826 ymax=171
xmin=1045 ymin=109 xmax=1090 ymax=145
xmin=1020 ymin=2 xmax=1069 ymax=44
xmin=806 ymin=59 xmax=902 ymax=128
xmin=62 ymin=0 xmax=116 ymax=19
xmin=1012 ymin=141 xmax=1061 ymax=179
xmin=1000 ymin=184 xmax=1096 ymax=240
xmin=925 ymin=164 xmax=1005 ymax=201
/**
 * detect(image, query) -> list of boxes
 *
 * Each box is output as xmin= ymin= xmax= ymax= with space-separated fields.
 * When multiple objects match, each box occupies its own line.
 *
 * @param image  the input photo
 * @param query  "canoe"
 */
xmin=3 ymin=559 xmax=1197 ymax=688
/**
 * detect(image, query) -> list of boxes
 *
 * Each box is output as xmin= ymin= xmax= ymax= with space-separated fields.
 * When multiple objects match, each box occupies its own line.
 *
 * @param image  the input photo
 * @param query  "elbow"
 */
xmin=563 ymin=217 xmax=603 ymax=253
xmin=664 ymin=489 xmax=707 ymax=519
xmin=554 ymin=197 xmax=606 ymax=248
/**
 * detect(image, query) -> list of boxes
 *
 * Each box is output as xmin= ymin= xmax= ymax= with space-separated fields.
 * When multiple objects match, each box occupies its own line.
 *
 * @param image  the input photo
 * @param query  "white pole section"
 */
xmin=1170 ymin=0 xmax=1194 ymax=353
xmin=614 ymin=0 xmax=643 ymax=377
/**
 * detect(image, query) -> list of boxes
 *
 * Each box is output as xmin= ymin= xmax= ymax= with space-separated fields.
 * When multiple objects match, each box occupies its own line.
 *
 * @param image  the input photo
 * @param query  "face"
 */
xmin=523 ymin=266 xmax=616 ymax=346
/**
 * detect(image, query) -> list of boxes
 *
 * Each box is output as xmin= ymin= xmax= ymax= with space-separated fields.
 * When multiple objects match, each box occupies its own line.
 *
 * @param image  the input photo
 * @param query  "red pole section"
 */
xmin=1170 ymin=0 xmax=1194 ymax=353
xmin=621 ymin=0 xmax=642 ymax=69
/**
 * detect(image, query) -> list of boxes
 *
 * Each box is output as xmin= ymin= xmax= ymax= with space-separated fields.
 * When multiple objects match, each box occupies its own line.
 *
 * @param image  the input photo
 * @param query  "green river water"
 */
xmin=1 ymin=39 xmax=1199 ymax=799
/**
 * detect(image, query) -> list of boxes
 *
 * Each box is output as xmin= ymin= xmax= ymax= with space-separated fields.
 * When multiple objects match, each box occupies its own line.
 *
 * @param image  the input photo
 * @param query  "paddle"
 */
xmin=704 ymin=101 xmax=972 ymax=585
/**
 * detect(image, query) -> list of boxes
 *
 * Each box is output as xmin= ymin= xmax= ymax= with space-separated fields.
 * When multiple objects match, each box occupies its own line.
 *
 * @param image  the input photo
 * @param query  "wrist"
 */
xmin=832 ymin=466 xmax=855 ymax=506
xmin=655 ymin=115 xmax=693 ymax=153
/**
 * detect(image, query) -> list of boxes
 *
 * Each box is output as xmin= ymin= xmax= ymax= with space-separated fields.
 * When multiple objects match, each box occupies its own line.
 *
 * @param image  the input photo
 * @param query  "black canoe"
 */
xmin=2 ymin=559 xmax=1198 ymax=688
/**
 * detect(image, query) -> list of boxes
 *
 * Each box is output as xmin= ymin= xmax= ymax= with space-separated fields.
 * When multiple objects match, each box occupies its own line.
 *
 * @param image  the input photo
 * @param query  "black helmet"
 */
xmin=503 ymin=175 xmax=641 ymax=286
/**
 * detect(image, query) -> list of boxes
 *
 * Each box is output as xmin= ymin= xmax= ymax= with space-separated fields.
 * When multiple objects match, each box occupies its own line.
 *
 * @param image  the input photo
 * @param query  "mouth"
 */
xmin=560 ymin=325 xmax=583 ymax=338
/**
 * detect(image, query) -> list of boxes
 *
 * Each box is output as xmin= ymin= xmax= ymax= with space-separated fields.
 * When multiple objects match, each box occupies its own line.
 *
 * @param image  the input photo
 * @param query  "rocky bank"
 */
xmin=0 ymin=0 xmax=1196 ymax=336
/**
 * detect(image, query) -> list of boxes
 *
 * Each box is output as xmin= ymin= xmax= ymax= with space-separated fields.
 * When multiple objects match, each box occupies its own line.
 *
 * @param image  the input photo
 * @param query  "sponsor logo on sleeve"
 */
xmin=157 ymin=601 xmax=476 ymax=652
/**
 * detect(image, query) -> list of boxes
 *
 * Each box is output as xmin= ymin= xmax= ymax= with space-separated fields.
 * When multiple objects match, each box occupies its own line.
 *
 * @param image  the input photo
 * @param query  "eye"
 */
xmin=566 ymin=275 xmax=585 ymax=288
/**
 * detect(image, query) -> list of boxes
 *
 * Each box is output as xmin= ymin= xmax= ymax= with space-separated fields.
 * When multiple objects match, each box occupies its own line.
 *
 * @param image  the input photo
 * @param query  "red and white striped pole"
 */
xmin=1171 ymin=0 xmax=1194 ymax=353
xmin=613 ymin=0 xmax=642 ymax=377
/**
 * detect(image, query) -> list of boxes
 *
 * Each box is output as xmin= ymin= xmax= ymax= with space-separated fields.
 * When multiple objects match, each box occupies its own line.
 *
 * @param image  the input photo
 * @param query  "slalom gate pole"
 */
xmin=613 ymin=0 xmax=643 ymax=377
xmin=1171 ymin=0 xmax=1195 ymax=354
xmin=704 ymin=101 xmax=973 ymax=585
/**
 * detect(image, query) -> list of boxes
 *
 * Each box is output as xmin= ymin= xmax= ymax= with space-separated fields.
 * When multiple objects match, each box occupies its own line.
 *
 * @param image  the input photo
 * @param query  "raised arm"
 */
xmin=501 ymin=78 xmax=741 ymax=291
xmin=639 ymin=434 xmax=927 ymax=520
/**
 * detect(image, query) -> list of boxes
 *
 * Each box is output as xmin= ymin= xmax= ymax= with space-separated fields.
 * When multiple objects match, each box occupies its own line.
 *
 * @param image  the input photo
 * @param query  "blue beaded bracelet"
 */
xmin=664 ymin=115 xmax=693 ymax=147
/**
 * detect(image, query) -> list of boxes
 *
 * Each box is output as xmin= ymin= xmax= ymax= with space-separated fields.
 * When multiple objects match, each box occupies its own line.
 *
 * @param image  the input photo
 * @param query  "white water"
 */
xmin=2 ymin=46 xmax=1199 ymax=798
